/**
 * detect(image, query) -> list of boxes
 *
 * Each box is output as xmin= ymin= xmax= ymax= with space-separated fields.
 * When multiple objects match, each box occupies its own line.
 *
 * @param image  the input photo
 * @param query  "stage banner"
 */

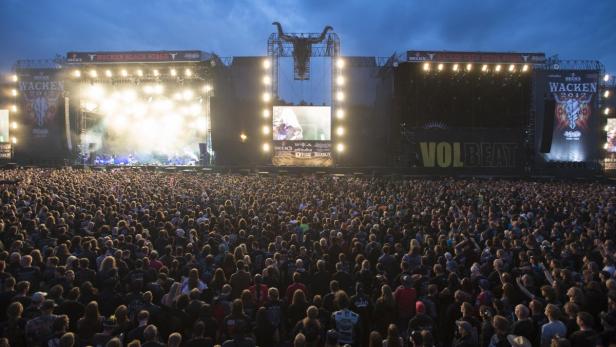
xmin=410 ymin=128 xmax=522 ymax=172
xmin=605 ymin=119 xmax=616 ymax=172
xmin=406 ymin=51 xmax=546 ymax=64
xmin=66 ymin=51 xmax=202 ymax=63
xmin=0 ymin=143 xmax=12 ymax=160
xmin=545 ymin=70 xmax=598 ymax=162
xmin=273 ymin=141 xmax=333 ymax=167
xmin=17 ymin=68 xmax=66 ymax=160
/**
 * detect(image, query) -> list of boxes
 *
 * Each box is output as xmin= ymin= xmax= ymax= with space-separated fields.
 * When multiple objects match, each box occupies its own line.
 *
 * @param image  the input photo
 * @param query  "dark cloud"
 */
xmin=0 ymin=0 xmax=614 ymax=72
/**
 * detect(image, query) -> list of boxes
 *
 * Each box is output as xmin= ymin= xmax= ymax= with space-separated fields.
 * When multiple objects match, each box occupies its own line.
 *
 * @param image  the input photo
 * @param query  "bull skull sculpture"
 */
xmin=272 ymin=22 xmax=333 ymax=80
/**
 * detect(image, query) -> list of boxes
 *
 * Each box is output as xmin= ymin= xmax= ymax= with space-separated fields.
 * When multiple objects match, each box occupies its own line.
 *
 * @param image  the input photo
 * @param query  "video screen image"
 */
xmin=272 ymin=106 xmax=331 ymax=141
xmin=607 ymin=119 xmax=616 ymax=153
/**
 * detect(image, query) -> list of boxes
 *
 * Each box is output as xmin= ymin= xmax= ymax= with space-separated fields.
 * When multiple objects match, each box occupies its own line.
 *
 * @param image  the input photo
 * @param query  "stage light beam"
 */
xmin=336 ymin=76 xmax=345 ymax=86
xmin=89 ymin=69 xmax=98 ymax=78
xmin=203 ymin=84 xmax=213 ymax=92
xmin=11 ymin=89 xmax=17 ymax=97
xmin=153 ymin=69 xmax=160 ymax=76
xmin=121 ymin=69 xmax=128 ymax=77
xmin=184 ymin=69 xmax=192 ymax=77
xmin=11 ymin=122 xmax=17 ymax=130
xmin=240 ymin=133 xmax=247 ymax=142
xmin=11 ymin=137 xmax=16 ymax=144
xmin=10 ymin=105 xmax=17 ymax=113
xmin=136 ymin=69 xmax=144 ymax=77
xmin=262 ymin=76 xmax=271 ymax=85
xmin=263 ymin=59 xmax=271 ymax=69
xmin=182 ymin=90 xmax=194 ymax=100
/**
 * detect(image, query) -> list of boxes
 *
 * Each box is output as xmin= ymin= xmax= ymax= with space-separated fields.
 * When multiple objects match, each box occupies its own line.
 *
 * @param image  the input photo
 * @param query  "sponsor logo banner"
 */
xmin=406 ymin=51 xmax=546 ymax=64
xmin=273 ymin=141 xmax=332 ymax=167
xmin=18 ymin=69 xmax=64 ymax=138
xmin=66 ymin=51 xmax=202 ymax=63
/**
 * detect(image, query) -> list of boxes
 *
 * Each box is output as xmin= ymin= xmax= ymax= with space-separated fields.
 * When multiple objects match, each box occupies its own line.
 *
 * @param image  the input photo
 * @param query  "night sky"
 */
xmin=0 ymin=0 xmax=615 ymax=73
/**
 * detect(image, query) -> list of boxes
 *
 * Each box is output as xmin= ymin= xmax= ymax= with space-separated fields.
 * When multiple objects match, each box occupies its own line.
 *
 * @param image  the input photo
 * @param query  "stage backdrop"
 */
xmin=272 ymin=106 xmax=333 ymax=167
xmin=544 ymin=70 xmax=599 ymax=162
xmin=17 ymin=68 xmax=66 ymax=161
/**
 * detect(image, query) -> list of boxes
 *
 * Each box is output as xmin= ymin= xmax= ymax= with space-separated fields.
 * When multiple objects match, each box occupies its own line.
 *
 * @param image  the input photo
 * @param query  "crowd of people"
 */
xmin=0 ymin=168 xmax=614 ymax=347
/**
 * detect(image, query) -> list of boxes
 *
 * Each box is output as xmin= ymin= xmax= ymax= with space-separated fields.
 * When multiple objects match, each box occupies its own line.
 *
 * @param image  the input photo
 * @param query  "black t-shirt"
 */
xmin=569 ymin=329 xmax=598 ymax=347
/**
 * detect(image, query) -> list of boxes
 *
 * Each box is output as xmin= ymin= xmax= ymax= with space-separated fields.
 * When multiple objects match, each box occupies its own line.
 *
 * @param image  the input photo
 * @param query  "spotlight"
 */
xmin=605 ymin=108 xmax=611 ymax=115
xmin=263 ymin=59 xmax=271 ymax=69
xmin=11 ymin=122 xmax=17 ymax=130
xmin=605 ymin=90 xmax=611 ymax=98
xmin=105 ymin=70 xmax=113 ymax=77
xmin=422 ymin=63 xmax=430 ymax=72
xmin=88 ymin=85 xmax=105 ymax=100
xmin=336 ymin=58 xmax=345 ymax=69
xmin=336 ymin=76 xmax=345 ymax=86
xmin=452 ymin=64 xmax=459 ymax=72
xmin=605 ymin=74 xmax=610 ymax=82
xmin=262 ymin=109 xmax=270 ymax=118
xmin=170 ymin=68 xmax=177 ymax=76
xmin=11 ymin=89 xmax=17 ymax=97
xmin=336 ymin=126 xmax=344 ymax=136
xmin=143 ymin=85 xmax=153 ymax=94
xmin=262 ymin=92 xmax=271 ymax=103
xmin=10 ymin=74 xmax=18 ymax=82
xmin=336 ymin=91 xmax=344 ymax=101
xmin=336 ymin=143 xmax=345 ymax=153
xmin=240 ymin=133 xmax=247 ymax=142
xmin=153 ymin=69 xmax=160 ymax=76
xmin=466 ymin=63 xmax=472 ymax=71
xmin=437 ymin=63 xmax=444 ymax=71
xmin=182 ymin=89 xmax=194 ymax=100
xmin=89 ymin=69 xmax=98 ymax=78
xmin=154 ymin=84 xmax=164 ymax=94
xmin=336 ymin=109 xmax=345 ymax=119
xmin=203 ymin=84 xmax=213 ymax=92
xmin=481 ymin=65 xmax=488 ymax=72
xmin=262 ymin=126 xmax=270 ymax=135
xmin=262 ymin=143 xmax=270 ymax=152
xmin=136 ymin=69 xmax=144 ymax=77
xmin=495 ymin=65 xmax=502 ymax=72
xmin=604 ymin=143 xmax=609 ymax=150
xmin=11 ymin=137 xmax=16 ymax=144
xmin=121 ymin=69 xmax=128 ymax=77
xmin=184 ymin=68 xmax=192 ymax=77
xmin=73 ymin=70 xmax=81 ymax=78
xmin=522 ymin=64 xmax=529 ymax=72
xmin=508 ymin=64 xmax=515 ymax=72
xmin=10 ymin=105 xmax=17 ymax=113
xmin=263 ymin=76 xmax=271 ymax=85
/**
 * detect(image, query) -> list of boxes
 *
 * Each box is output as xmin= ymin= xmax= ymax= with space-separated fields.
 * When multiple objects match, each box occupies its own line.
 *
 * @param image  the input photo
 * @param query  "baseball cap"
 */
xmin=31 ymin=291 xmax=47 ymax=303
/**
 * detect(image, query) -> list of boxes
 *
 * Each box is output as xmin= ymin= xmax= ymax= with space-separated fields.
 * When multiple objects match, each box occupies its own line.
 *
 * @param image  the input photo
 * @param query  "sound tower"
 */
xmin=540 ymin=99 xmax=556 ymax=153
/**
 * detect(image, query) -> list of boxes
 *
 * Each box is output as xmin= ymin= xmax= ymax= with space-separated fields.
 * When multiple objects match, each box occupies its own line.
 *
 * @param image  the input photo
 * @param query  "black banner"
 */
xmin=66 ymin=51 xmax=202 ymax=63
xmin=545 ymin=70 xmax=598 ymax=162
xmin=410 ymin=128 xmax=522 ymax=172
xmin=273 ymin=141 xmax=333 ymax=167
xmin=17 ymin=69 xmax=66 ymax=161
xmin=0 ymin=143 xmax=12 ymax=160
xmin=406 ymin=51 xmax=546 ymax=64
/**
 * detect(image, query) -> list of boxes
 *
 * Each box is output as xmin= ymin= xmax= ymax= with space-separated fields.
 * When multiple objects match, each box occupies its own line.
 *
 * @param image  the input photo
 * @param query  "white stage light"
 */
xmin=185 ymin=69 xmax=192 ymax=77
xmin=143 ymin=85 xmax=153 ymax=94
xmin=466 ymin=63 xmax=472 ymax=71
xmin=190 ymin=103 xmax=202 ymax=115
xmin=495 ymin=65 xmax=502 ymax=72
xmin=336 ymin=109 xmax=344 ymax=119
xmin=336 ymin=58 xmax=345 ymax=69
xmin=262 ymin=125 xmax=270 ymax=135
xmin=73 ymin=70 xmax=81 ymax=78
xmin=88 ymin=85 xmax=105 ymax=100
xmin=262 ymin=109 xmax=270 ymax=118
xmin=203 ymin=84 xmax=212 ymax=92
xmin=263 ymin=59 xmax=271 ymax=69
xmin=336 ymin=91 xmax=344 ymax=101
xmin=11 ymin=122 xmax=17 ymax=130
xmin=11 ymin=137 xmax=16 ymax=144
xmin=101 ymin=100 xmax=117 ymax=114
xmin=183 ymin=90 xmax=194 ymax=100
xmin=482 ymin=65 xmax=488 ymax=72
xmin=153 ymin=69 xmax=160 ymax=76
xmin=423 ymin=63 xmax=430 ymax=72
xmin=336 ymin=127 xmax=344 ymax=136
xmin=11 ymin=74 xmax=18 ymax=82
xmin=112 ymin=115 xmax=128 ymax=130
xmin=10 ymin=105 xmax=17 ymax=113
xmin=173 ymin=92 xmax=183 ymax=100
xmin=122 ymin=89 xmax=137 ymax=102
xmin=170 ymin=68 xmax=177 ymax=76
xmin=262 ymin=143 xmax=270 ymax=152
xmin=336 ymin=143 xmax=345 ymax=152
xmin=452 ymin=64 xmax=459 ymax=72
xmin=522 ymin=64 xmax=529 ymax=72
xmin=605 ymin=143 xmax=609 ymax=150
xmin=240 ymin=133 xmax=247 ymax=142
xmin=121 ymin=69 xmax=128 ymax=77
xmin=136 ymin=69 xmax=144 ymax=77
xmin=605 ymin=90 xmax=611 ymax=98
xmin=605 ymin=74 xmax=610 ymax=82
xmin=11 ymin=89 xmax=17 ymax=97
xmin=605 ymin=108 xmax=611 ymax=115
xmin=154 ymin=84 xmax=164 ymax=94
xmin=437 ymin=63 xmax=444 ymax=71
xmin=263 ymin=76 xmax=271 ymax=85
xmin=508 ymin=64 xmax=515 ymax=72
xmin=262 ymin=92 xmax=271 ymax=102
xmin=89 ymin=69 xmax=98 ymax=78
xmin=336 ymin=76 xmax=345 ymax=86
xmin=605 ymin=125 xmax=610 ymax=132
xmin=105 ymin=70 xmax=113 ymax=77
xmin=83 ymin=102 xmax=98 ymax=112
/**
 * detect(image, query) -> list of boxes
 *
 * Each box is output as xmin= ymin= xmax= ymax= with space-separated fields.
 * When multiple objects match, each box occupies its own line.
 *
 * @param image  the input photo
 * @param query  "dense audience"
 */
xmin=0 ymin=168 xmax=614 ymax=347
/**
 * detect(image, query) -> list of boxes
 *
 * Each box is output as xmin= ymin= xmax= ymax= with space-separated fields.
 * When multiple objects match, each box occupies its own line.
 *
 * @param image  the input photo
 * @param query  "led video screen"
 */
xmin=272 ymin=106 xmax=331 ymax=141
xmin=607 ymin=119 xmax=616 ymax=153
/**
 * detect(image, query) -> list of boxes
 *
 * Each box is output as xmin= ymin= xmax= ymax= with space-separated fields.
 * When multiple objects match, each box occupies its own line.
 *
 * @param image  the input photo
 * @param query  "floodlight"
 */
xmin=336 ymin=76 xmax=345 ymax=85
xmin=121 ymin=69 xmax=128 ymax=77
xmin=11 ymin=137 xmax=16 ymax=144
xmin=481 ymin=65 xmax=488 ymax=72
xmin=263 ymin=59 xmax=271 ymax=69
xmin=153 ymin=69 xmax=160 ymax=76
xmin=605 ymin=74 xmax=610 ymax=82
xmin=336 ymin=58 xmax=345 ymax=69
xmin=203 ymin=84 xmax=213 ymax=92
xmin=522 ymin=64 xmax=529 ymax=72
xmin=240 ymin=133 xmax=247 ymax=142
xmin=183 ymin=89 xmax=194 ymax=100
xmin=336 ymin=109 xmax=345 ymax=119
xmin=423 ymin=63 xmax=430 ymax=72
xmin=262 ymin=126 xmax=270 ymax=135
xmin=262 ymin=92 xmax=271 ymax=102
xmin=11 ymin=89 xmax=17 ymax=97
xmin=262 ymin=109 xmax=270 ymax=118
xmin=184 ymin=69 xmax=192 ymax=77
xmin=495 ymin=65 xmax=502 ymax=72
xmin=105 ymin=70 xmax=112 ymax=77
xmin=452 ymin=64 xmax=459 ymax=72
xmin=605 ymin=143 xmax=609 ymax=149
xmin=466 ymin=63 xmax=472 ymax=71
xmin=10 ymin=105 xmax=17 ymax=112
xmin=263 ymin=76 xmax=272 ymax=85
xmin=73 ymin=70 xmax=81 ymax=78
xmin=336 ymin=127 xmax=344 ymax=136
xmin=136 ymin=69 xmax=144 ymax=77
xmin=605 ymin=108 xmax=611 ymax=115
xmin=89 ymin=69 xmax=98 ymax=78
xmin=262 ymin=143 xmax=270 ymax=152
xmin=11 ymin=74 xmax=18 ymax=82
xmin=170 ymin=68 xmax=177 ymax=76
xmin=336 ymin=91 xmax=344 ymax=101
xmin=508 ymin=64 xmax=515 ymax=72
xmin=336 ymin=143 xmax=345 ymax=152
xmin=437 ymin=63 xmax=444 ymax=71
xmin=605 ymin=90 xmax=610 ymax=98
xmin=11 ymin=122 xmax=17 ymax=129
